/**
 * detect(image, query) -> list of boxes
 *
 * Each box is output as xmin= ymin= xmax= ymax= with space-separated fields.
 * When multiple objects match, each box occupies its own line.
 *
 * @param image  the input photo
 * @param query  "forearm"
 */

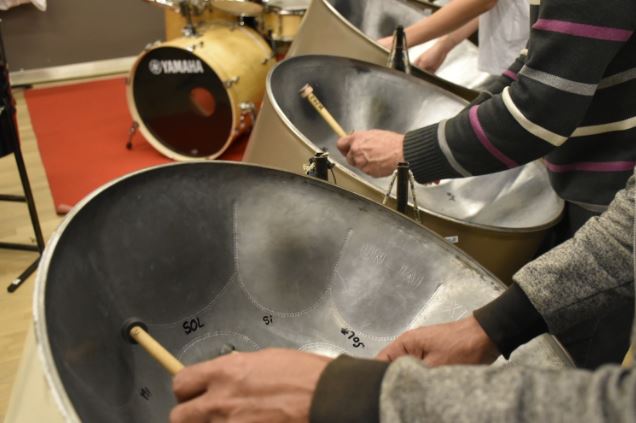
xmin=444 ymin=17 xmax=479 ymax=49
xmin=404 ymin=0 xmax=495 ymax=47
xmin=514 ymin=175 xmax=635 ymax=336
xmin=473 ymin=175 xmax=634 ymax=359
xmin=381 ymin=358 xmax=636 ymax=422
xmin=405 ymin=0 xmax=636 ymax=184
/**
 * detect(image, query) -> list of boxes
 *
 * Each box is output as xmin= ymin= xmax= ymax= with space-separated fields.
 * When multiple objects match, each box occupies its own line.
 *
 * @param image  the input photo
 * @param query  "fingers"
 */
xmin=336 ymin=133 xmax=355 ymax=156
xmin=346 ymin=147 xmax=368 ymax=169
xmin=170 ymin=396 xmax=210 ymax=423
xmin=173 ymin=362 xmax=215 ymax=403
xmin=376 ymin=339 xmax=409 ymax=362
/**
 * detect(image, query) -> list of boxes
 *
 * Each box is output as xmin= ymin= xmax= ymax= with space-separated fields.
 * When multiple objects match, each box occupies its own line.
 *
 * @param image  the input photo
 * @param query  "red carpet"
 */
xmin=24 ymin=77 xmax=246 ymax=214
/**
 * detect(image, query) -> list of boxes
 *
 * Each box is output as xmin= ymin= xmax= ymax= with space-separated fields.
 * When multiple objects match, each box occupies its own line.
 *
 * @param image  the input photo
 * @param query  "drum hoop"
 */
xmin=126 ymin=26 xmax=272 ymax=161
xmin=265 ymin=5 xmax=307 ymax=14
xmin=265 ymin=56 xmax=564 ymax=233
xmin=211 ymin=0 xmax=264 ymax=17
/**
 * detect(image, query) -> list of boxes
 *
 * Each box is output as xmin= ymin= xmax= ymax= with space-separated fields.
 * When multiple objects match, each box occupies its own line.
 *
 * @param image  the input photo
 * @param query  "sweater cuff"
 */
xmin=403 ymin=123 xmax=461 ymax=183
xmin=310 ymin=355 xmax=389 ymax=423
xmin=473 ymin=283 xmax=548 ymax=359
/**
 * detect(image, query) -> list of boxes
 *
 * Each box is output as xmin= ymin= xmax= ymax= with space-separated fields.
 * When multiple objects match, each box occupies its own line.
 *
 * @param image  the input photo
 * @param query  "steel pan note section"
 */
xmin=34 ymin=162 xmax=570 ymax=422
xmin=244 ymin=55 xmax=563 ymax=282
xmin=287 ymin=0 xmax=491 ymax=90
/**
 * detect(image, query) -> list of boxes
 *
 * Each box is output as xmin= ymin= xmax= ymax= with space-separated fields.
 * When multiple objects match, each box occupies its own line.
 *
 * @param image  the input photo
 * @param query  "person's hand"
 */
xmin=376 ymin=316 xmax=500 ymax=366
xmin=336 ymin=130 xmax=405 ymax=177
xmin=170 ymin=349 xmax=331 ymax=423
xmin=413 ymin=38 xmax=452 ymax=73
xmin=378 ymin=36 xmax=393 ymax=50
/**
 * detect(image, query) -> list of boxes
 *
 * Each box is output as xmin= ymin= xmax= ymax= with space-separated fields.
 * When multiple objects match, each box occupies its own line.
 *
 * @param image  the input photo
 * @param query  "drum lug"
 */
xmin=261 ymin=52 xmax=276 ymax=65
xmin=187 ymin=40 xmax=205 ymax=52
xmin=239 ymin=102 xmax=256 ymax=129
xmin=224 ymin=76 xmax=240 ymax=88
xmin=143 ymin=40 xmax=161 ymax=52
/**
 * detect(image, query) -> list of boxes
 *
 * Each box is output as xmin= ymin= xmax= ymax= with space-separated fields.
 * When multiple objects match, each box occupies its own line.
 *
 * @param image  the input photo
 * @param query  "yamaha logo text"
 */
xmin=149 ymin=59 xmax=205 ymax=75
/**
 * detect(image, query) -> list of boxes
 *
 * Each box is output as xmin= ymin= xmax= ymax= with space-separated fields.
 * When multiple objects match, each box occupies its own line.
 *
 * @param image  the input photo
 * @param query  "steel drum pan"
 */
xmin=34 ymin=162 xmax=570 ymax=421
xmin=286 ymin=0 xmax=492 ymax=92
xmin=244 ymin=56 xmax=563 ymax=283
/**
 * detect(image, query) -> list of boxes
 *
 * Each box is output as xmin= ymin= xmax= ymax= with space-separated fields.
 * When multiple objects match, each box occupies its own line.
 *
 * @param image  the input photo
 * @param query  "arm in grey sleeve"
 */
xmin=381 ymin=174 xmax=636 ymax=422
xmin=514 ymin=175 xmax=635 ymax=336
xmin=381 ymin=357 xmax=636 ymax=422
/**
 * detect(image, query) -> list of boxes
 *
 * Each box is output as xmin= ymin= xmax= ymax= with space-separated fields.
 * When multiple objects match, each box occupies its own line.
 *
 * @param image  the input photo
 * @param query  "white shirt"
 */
xmin=478 ymin=0 xmax=529 ymax=75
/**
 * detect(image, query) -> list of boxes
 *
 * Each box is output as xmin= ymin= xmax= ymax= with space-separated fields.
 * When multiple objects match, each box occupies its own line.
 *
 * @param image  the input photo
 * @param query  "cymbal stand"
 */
xmin=180 ymin=1 xmax=197 ymax=37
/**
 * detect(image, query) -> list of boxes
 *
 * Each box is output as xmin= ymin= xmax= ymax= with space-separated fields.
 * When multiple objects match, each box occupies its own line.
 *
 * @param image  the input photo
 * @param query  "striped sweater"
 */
xmin=404 ymin=0 xmax=636 ymax=210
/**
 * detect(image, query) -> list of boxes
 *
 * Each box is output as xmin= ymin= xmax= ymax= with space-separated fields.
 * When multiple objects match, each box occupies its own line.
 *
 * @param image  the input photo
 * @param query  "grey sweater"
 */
xmin=311 ymin=173 xmax=636 ymax=422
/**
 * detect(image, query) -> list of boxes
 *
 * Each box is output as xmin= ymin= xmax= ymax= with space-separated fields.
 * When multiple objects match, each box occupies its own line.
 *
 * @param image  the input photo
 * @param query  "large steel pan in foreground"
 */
xmin=244 ymin=56 xmax=564 ymax=283
xmin=35 ymin=163 xmax=570 ymax=422
xmin=287 ymin=0 xmax=491 ymax=95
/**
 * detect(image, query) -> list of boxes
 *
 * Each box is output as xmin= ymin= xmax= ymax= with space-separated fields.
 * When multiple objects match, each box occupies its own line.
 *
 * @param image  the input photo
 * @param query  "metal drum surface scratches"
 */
xmin=243 ymin=56 xmax=564 ymax=282
xmin=34 ymin=162 xmax=570 ymax=422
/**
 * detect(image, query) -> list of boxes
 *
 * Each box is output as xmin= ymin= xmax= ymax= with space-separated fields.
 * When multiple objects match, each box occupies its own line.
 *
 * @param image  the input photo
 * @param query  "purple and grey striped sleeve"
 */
xmin=404 ymin=0 xmax=636 ymax=184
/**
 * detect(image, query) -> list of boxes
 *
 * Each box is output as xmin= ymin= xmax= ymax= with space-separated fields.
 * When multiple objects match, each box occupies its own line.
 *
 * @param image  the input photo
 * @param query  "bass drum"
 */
xmin=286 ymin=0 xmax=491 ymax=92
xmin=244 ymin=56 xmax=564 ymax=283
xmin=33 ymin=162 xmax=571 ymax=422
xmin=127 ymin=24 xmax=275 ymax=161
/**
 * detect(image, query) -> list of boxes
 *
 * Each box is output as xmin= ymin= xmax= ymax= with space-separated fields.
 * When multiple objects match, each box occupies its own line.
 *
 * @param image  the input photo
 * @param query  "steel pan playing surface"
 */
xmin=244 ymin=56 xmax=563 ymax=281
xmin=34 ymin=162 xmax=570 ymax=422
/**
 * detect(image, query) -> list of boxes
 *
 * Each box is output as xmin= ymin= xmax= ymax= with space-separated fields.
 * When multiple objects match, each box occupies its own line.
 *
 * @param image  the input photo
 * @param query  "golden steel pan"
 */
xmin=243 ymin=56 xmax=563 ymax=283
xmin=286 ymin=0 xmax=491 ymax=93
xmin=33 ymin=162 xmax=570 ymax=421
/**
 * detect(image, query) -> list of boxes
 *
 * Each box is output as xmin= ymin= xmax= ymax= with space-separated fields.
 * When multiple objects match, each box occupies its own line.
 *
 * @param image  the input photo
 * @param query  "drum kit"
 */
xmin=8 ymin=0 xmax=571 ymax=421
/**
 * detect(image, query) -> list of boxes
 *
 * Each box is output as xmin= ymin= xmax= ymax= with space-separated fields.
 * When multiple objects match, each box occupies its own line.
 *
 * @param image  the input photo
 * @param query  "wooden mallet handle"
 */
xmin=299 ymin=84 xmax=348 ymax=137
xmin=129 ymin=325 xmax=184 ymax=375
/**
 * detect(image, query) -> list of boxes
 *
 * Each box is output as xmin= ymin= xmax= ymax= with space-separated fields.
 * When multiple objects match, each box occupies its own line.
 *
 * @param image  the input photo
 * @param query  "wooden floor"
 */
xmin=0 ymin=88 xmax=63 ymax=421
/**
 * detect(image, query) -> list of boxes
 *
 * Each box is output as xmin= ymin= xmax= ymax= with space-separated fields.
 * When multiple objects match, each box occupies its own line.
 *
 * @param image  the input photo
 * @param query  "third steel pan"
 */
xmin=243 ymin=55 xmax=564 ymax=283
xmin=34 ymin=162 xmax=570 ymax=422
xmin=286 ymin=0 xmax=491 ymax=94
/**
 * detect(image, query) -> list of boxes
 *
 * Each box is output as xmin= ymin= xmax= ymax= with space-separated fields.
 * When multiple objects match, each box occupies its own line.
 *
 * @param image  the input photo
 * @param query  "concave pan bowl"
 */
xmin=34 ymin=162 xmax=571 ymax=422
xmin=243 ymin=55 xmax=563 ymax=282
xmin=287 ymin=0 xmax=492 ymax=92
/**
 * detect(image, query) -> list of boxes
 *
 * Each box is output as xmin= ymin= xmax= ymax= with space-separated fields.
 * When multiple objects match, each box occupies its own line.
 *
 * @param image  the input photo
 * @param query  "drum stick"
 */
xmin=129 ymin=325 xmax=184 ymax=375
xmin=299 ymin=84 xmax=348 ymax=137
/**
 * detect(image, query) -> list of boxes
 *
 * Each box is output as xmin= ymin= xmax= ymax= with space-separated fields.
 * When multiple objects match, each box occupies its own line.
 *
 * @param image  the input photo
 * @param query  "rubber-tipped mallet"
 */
xmin=299 ymin=83 xmax=348 ymax=137
xmin=122 ymin=318 xmax=184 ymax=376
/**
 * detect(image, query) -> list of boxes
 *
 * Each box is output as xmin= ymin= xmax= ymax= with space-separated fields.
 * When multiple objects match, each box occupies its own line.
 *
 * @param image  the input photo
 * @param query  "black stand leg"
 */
xmin=126 ymin=121 xmax=139 ymax=150
xmin=7 ymin=257 xmax=39 ymax=293
xmin=0 ymin=21 xmax=45 ymax=293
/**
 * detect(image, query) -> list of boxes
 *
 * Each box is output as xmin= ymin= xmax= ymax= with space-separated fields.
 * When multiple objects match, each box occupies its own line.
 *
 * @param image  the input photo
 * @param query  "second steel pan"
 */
xmin=286 ymin=0 xmax=492 ymax=93
xmin=243 ymin=56 xmax=563 ymax=283
xmin=35 ymin=162 xmax=570 ymax=422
